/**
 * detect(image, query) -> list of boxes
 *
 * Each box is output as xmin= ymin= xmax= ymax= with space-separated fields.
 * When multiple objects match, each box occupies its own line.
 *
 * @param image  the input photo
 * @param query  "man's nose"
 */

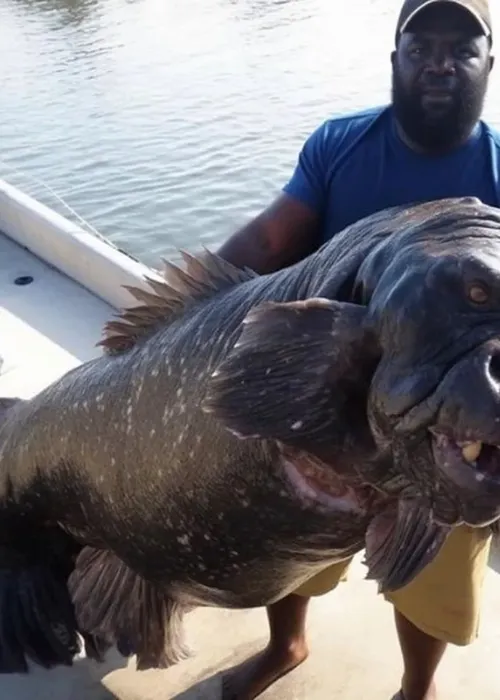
xmin=424 ymin=50 xmax=456 ymax=75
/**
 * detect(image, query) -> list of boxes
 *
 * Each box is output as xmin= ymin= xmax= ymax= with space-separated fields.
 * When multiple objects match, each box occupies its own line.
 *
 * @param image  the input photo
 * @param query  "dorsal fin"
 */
xmin=98 ymin=248 xmax=257 ymax=355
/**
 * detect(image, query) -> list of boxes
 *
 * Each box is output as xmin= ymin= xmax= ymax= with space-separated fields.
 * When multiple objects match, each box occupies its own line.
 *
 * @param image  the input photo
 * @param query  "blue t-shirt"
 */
xmin=283 ymin=105 xmax=500 ymax=244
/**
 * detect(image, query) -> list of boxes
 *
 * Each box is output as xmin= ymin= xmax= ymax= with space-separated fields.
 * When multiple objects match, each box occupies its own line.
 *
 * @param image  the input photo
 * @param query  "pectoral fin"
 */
xmin=202 ymin=298 xmax=378 ymax=449
xmin=364 ymin=500 xmax=450 ymax=594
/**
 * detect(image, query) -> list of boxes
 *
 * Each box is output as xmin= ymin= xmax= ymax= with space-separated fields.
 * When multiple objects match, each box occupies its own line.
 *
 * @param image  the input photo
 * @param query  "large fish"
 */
xmin=0 ymin=196 xmax=499 ymax=674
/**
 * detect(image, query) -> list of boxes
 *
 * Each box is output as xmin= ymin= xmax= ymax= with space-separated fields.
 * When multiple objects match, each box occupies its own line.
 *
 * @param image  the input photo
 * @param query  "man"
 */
xmin=215 ymin=1 xmax=500 ymax=699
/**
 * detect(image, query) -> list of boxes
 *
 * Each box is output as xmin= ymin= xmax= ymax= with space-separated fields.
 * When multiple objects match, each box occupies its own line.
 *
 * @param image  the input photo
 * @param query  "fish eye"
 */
xmin=466 ymin=281 xmax=490 ymax=305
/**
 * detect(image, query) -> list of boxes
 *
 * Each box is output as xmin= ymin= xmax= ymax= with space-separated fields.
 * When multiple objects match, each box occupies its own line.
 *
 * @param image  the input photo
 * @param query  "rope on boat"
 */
xmin=0 ymin=156 xmax=110 ymax=244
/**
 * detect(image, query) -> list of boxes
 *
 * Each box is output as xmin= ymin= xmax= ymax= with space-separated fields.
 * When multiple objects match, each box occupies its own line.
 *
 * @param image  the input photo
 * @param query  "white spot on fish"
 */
xmin=476 ymin=472 xmax=486 ymax=481
xmin=127 ymin=405 xmax=133 ymax=416
xmin=176 ymin=388 xmax=183 ymax=398
xmin=291 ymin=420 xmax=303 ymax=430
xmin=177 ymin=534 xmax=190 ymax=546
xmin=266 ymin=368 xmax=271 ymax=375
xmin=111 ymin=457 xmax=116 ymax=466
xmin=157 ymin=468 xmax=163 ymax=477
xmin=150 ymin=428 xmax=156 ymax=437
xmin=180 ymin=403 xmax=186 ymax=414
xmin=152 ymin=368 xmax=159 ymax=377
xmin=189 ymin=450 xmax=195 ymax=459
xmin=203 ymin=533 xmax=211 ymax=541
xmin=96 ymin=393 xmax=104 ymax=402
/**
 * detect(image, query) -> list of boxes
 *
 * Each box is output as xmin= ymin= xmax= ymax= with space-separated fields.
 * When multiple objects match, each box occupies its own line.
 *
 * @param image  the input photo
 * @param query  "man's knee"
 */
xmin=292 ymin=558 xmax=353 ymax=598
xmin=385 ymin=525 xmax=492 ymax=646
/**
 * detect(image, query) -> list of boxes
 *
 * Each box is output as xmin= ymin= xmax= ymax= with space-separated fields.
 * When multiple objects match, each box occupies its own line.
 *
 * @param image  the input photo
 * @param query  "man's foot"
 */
xmin=221 ymin=638 xmax=309 ymax=700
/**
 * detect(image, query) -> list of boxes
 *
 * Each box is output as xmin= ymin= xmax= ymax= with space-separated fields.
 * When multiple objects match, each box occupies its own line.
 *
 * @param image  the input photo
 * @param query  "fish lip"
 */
xmin=429 ymin=426 xmax=500 ymax=498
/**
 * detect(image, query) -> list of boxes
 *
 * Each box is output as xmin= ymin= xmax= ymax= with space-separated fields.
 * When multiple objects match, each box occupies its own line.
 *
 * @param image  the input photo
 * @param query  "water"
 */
xmin=0 ymin=0 xmax=499 ymax=266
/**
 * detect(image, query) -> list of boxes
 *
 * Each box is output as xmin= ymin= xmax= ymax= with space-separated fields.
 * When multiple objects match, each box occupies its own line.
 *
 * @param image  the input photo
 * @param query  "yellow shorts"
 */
xmin=293 ymin=524 xmax=492 ymax=646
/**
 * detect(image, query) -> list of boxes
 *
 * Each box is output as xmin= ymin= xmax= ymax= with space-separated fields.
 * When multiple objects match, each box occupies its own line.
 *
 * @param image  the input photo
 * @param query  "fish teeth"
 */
xmin=458 ymin=441 xmax=482 ymax=463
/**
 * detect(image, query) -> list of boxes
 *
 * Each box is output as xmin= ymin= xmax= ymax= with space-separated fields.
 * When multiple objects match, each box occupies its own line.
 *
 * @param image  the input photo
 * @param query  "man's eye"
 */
xmin=456 ymin=46 xmax=475 ymax=60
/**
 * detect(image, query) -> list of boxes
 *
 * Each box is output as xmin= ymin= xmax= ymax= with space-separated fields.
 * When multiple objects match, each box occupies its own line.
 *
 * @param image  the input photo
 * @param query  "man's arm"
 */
xmin=216 ymin=121 xmax=330 ymax=274
xmin=216 ymin=193 xmax=320 ymax=275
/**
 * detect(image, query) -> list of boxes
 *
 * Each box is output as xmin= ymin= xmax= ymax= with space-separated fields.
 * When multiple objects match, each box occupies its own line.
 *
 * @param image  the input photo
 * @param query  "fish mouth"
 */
xmin=430 ymin=428 xmax=500 ymax=499
xmin=280 ymin=453 xmax=365 ymax=514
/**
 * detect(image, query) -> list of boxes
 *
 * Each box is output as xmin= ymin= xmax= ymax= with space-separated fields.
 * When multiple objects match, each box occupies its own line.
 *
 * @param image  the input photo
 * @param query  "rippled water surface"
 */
xmin=1 ymin=0 xmax=499 ymax=265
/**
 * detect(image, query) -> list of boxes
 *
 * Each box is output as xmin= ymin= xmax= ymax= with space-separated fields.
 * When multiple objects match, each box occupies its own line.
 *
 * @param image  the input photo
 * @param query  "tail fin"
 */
xmin=0 ymin=526 xmax=109 ymax=673
xmin=0 ymin=397 xmax=188 ymax=672
xmin=0 ymin=531 xmax=188 ymax=673
xmin=0 ymin=396 xmax=102 ymax=672
xmin=68 ymin=546 xmax=190 ymax=670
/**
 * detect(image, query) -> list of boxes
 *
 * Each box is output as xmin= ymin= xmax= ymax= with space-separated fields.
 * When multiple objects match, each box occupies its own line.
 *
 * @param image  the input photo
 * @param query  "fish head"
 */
xmin=359 ymin=197 xmax=500 ymax=528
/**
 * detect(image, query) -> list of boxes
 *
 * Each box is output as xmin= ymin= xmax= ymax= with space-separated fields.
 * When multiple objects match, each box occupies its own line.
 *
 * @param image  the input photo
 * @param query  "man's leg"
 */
xmin=393 ymin=609 xmax=446 ymax=700
xmin=386 ymin=524 xmax=492 ymax=700
xmin=222 ymin=559 xmax=352 ymax=700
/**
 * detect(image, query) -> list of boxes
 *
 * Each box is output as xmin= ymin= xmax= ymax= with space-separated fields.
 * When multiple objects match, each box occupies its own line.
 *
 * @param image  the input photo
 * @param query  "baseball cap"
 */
xmin=396 ymin=0 xmax=492 ymax=40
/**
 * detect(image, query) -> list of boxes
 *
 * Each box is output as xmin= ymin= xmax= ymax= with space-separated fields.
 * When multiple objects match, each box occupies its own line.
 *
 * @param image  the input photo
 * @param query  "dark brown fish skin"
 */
xmin=0 ymin=196 xmax=498 ymax=674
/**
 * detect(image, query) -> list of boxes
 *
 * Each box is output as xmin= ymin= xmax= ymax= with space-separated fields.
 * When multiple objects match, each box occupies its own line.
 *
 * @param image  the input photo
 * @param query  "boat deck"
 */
xmin=1 ymin=231 xmax=500 ymax=700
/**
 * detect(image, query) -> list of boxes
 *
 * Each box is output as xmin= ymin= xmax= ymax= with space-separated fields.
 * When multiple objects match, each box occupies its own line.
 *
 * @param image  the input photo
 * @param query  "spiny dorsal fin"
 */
xmin=98 ymin=247 xmax=257 ymax=355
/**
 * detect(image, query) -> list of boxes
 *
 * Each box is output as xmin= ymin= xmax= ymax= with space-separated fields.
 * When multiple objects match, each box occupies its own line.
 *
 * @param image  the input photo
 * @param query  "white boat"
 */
xmin=0 ymin=178 xmax=499 ymax=700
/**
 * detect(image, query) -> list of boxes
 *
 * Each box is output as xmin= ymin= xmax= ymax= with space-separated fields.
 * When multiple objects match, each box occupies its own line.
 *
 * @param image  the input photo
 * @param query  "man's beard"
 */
xmin=391 ymin=66 xmax=489 ymax=153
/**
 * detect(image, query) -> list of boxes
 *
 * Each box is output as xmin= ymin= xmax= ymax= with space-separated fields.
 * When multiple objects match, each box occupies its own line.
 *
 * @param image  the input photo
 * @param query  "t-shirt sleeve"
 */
xmin=282 ymin=121 xmax=330 ymax=214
